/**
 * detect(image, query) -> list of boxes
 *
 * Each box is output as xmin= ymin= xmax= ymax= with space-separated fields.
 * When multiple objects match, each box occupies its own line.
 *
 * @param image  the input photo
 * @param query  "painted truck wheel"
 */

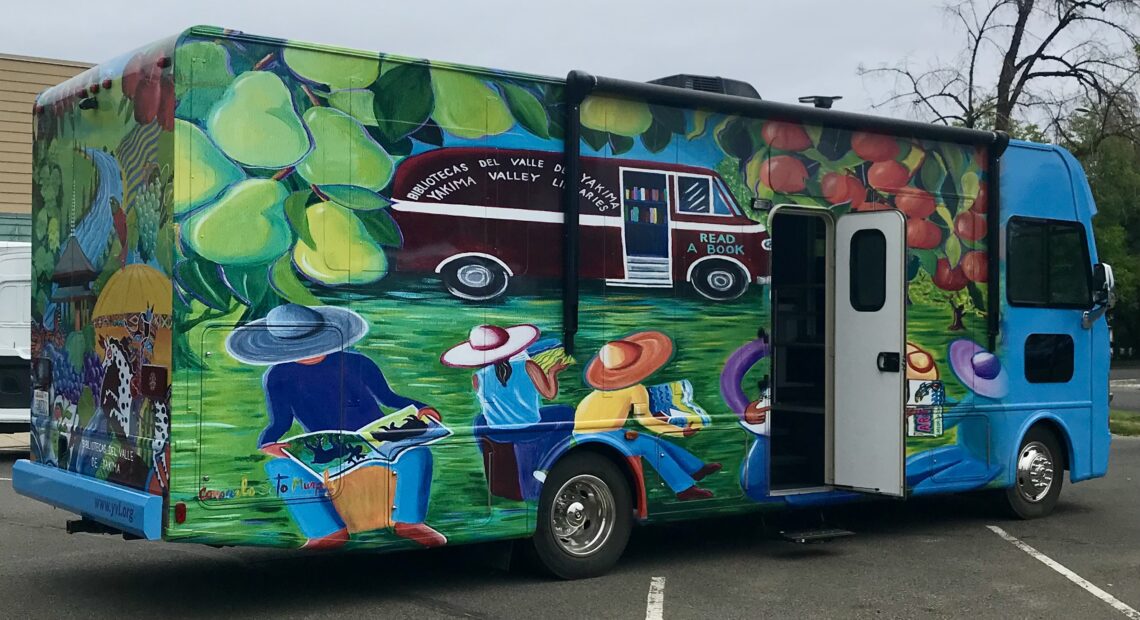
xmin=691 ymin=259 xmax=749 ymax=301
xmin=998 ymin=426 xmax=1065 ymax=519
xmin=531 ymin=451 xmax=632 ymax=579
xmin=440 ymin=256 xmax=510 ymax=301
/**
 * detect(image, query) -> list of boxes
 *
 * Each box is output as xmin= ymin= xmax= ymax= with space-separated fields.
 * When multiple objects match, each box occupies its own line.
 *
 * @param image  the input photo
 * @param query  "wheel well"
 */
xmin=562 ymin=443 xmax=646 ymax=519
xmin=1027 ymin=418 xmax=1071 ymax=471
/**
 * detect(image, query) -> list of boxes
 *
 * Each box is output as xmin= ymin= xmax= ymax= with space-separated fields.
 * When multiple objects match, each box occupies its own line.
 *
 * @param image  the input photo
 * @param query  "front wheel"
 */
xmin=999 ymin=427 xmax=1064 ymax=519
xmin=690 ymin=259 xmax=749 ymax=301
xmin=531 ymin=452 xmax=632 ymax=579
xmin=439 ymin=256 xmax=510 ymax=301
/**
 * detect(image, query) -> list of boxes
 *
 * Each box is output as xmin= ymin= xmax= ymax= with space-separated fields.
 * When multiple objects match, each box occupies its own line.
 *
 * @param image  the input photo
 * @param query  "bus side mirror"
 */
xmin=1092 ymin=263 xmax=1116 ymax=308
xmin=1083 ymin=263 xmax=1115 ymax=329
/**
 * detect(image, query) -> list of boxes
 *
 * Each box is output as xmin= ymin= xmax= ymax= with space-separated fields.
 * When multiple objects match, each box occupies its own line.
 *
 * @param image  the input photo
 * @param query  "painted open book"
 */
xmin=281 ymin=406 xmax=451 ymax=480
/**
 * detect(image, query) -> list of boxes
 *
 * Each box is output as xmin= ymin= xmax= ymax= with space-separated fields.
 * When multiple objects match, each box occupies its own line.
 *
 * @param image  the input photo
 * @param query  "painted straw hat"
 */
xmin=225 ymin=304 xmax=369 ymax=365
xmin=948 ymin=339 xmax=1009 ymax=399
xmin=584 ymin=331 xmax=673 ymax=391
xmin=440 ymin=324 xmax=540 ymax=368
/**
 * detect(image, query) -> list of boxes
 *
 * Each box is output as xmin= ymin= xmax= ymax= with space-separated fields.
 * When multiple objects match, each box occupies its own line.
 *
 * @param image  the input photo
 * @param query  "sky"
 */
xmin=1 ymin=0 xmax=967 ymax=117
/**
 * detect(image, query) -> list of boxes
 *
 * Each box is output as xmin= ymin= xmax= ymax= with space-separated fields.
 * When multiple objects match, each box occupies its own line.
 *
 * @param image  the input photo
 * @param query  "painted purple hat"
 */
xmin=948 ymin=339 xmax=1008 ymax=399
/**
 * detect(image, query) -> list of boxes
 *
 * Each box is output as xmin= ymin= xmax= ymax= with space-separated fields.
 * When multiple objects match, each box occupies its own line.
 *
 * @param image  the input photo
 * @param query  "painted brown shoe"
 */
xmin=691 ymin=462 xmax=723 ymax=482
xmin=394 ymin=522 xmax=448 ymax=547
xmin=301 ymin=527 xmax=349 ymax=550
xmin=675 ymin=486 xmax=714 ymax=501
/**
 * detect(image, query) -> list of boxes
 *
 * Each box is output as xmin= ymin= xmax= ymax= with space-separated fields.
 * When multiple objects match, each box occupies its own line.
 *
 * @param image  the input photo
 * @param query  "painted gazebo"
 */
xmin=50 ymin=235 xmax=97 ymax=332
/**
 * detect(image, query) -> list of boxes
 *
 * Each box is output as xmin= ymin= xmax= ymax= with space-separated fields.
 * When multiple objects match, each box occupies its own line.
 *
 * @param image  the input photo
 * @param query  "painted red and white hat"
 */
xmin=440 ymin=324 xmax=540 ymax=368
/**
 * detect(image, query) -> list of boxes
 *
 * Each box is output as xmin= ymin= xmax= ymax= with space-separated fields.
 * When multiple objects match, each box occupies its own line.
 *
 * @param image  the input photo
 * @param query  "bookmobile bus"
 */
xmin=15 ymin=26 xmax=1114 ymax=579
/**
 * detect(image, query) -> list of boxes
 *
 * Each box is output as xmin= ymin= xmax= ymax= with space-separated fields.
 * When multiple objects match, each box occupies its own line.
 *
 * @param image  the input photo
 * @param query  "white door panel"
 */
xmin=833 ymin=210 xmax=906 ymax=496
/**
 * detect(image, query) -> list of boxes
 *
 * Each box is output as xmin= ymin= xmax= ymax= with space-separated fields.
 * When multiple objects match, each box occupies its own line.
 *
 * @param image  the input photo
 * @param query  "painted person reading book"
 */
xmin=575 ymin=331 xmax=722 ymax=501
xmin=226 ymin=304 xmax=446 ymax=549
xmin=441 ymin=324 xmax=574 ymax=500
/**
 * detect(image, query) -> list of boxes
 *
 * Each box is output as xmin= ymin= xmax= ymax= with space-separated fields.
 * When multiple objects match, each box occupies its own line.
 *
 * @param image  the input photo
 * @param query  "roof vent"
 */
xmin=649 ymin=74 xmax=761 ymax=99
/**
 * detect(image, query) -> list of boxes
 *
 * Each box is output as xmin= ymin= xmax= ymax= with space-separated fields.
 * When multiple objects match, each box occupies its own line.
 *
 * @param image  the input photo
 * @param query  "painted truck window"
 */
xmin=850 ymin=229 xmax=886 ymax=312
xmin=677 ymin=176 xmax=711 ymax=214
xmin=1007 ymin=217 xmax=1092 ymax=308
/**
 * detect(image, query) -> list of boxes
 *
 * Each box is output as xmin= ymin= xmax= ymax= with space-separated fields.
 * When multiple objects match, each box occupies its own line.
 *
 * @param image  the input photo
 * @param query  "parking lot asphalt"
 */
xmin=1 ymin=437 xmax=1138 ymax=619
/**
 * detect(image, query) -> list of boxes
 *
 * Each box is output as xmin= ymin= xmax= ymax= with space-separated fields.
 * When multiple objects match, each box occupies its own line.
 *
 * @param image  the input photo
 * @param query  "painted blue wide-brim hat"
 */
xmin=225 ymin=304 xmax=369 ymax=365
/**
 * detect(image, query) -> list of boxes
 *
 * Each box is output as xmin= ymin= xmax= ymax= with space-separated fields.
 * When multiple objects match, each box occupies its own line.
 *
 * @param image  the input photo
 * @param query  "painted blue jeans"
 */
xmin=265 ymin=446 xmax=433 ymax=540
xmin=586 ymin=430 xmax=705 ymax=494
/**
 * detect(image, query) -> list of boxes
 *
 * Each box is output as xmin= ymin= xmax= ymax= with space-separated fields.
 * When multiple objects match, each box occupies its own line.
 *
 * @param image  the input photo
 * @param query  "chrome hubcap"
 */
xmin=707 ymin=270 xmax=734 ymax=292
xmin=456 ymin=264 xmax=493 ymax=288
xmin=1016 ymin=441 xmax=1054 ymax=503
xmin=550 ymin=474 xmax=614 ymax=557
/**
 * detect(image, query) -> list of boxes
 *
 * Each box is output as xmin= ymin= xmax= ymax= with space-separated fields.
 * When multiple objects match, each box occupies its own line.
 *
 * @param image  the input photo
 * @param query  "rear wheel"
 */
xmin=531 ymin=452 xmax=632 ymax=579
xmin=999 ymin=426 xmax=1064 ymax=519
xmin=440 ymin=256 xmax=510 ymax=301
xmin=690 ymin=259 xmax=749 ymax=300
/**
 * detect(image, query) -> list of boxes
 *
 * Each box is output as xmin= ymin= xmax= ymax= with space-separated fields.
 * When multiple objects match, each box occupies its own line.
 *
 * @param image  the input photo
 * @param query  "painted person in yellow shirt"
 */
xmin=575 ymin=331 xmax=722 ymax=501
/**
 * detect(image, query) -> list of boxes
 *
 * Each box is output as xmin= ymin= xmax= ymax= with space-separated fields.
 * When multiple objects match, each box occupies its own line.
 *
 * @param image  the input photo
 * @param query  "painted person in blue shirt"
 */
xmin=226 ymin=304 xmax=446 ymax=549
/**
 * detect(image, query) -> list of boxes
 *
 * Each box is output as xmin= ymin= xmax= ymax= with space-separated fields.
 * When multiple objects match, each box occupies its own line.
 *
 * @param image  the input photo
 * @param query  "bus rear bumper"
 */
xmin=12 ymin=460 xmax=162 ymax=540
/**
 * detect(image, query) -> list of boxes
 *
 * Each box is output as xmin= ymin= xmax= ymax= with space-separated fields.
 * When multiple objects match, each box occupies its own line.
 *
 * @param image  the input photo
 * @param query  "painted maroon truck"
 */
xmin=390 ymin=147 xmax=769 ymax=301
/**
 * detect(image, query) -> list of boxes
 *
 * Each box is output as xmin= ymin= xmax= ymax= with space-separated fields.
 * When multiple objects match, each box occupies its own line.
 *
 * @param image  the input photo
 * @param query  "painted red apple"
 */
xmin=857 ymin=201 xmax=891 ymax=212
xmin=896 ymin=190 xmax=936 ymax=219
xmin=954 ymin=210 xmax=986 ymax=242
xmin=906 ymin=217 xmax=941 ymax=249
xmin=933 ymin=258 xmax=969 ymax=291
xmin=762 ymin=120 xmax=813 ymax=151
xmin=852 ymin=131 xmax=900 ymax=161
xmin=822 ymin=173 xmax=866 ymax=207
xmin=760 ymin=155 xmax=808 ymax=193
xmin=868 ymin=160 xmax=911 ymax=192
xmin=961 ymin=250 xmax=987 ymax=282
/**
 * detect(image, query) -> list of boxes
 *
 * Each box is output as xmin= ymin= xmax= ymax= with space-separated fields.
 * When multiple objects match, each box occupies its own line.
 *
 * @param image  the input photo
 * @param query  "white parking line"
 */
xmin=988 ymin=525 xmax=1140 ymax=619
xmin=645 ymin=576 xmax=665 ymax=620
xmin=0 ymin=477 xmax=10 ymax=481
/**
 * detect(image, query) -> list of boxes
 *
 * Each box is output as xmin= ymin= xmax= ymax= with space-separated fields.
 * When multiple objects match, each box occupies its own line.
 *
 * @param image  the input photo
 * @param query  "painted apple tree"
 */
xmin=709 ymin=117 xmax=990 ymax=327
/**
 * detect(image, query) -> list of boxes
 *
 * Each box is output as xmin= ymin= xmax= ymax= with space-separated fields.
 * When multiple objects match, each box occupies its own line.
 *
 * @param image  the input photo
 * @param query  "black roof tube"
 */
xmin=579 ymin=71 xmax=1002 ymax=146
xmin=986 ymin=131 xmax=1010 ymax=351
xmin=561 ymin=70 xmax=597 ymax=355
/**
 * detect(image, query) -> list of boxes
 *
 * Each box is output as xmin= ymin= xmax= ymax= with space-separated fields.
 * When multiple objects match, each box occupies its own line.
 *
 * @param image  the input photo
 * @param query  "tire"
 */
xmin=531 ymin=451 xmax=633 ymax=580
xmin=690 ymin=259 xmax=749 ymax=301
xmin=439 ymin=256 xmax=510 ymax=301
xmin=999 ymin=426 xmax=1065 ymax=519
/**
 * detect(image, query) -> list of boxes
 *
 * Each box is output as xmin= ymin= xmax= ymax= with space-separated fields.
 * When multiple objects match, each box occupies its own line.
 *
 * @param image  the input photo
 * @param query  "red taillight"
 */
xmin=174 ymin=502 xmax=186 ymax=524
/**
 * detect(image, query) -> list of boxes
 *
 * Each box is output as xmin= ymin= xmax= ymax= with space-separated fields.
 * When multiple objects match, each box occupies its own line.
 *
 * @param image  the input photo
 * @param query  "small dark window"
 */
xmin=850 ymin=229 xmax=886 ymax=312
xmin=0 ymin=360 xmax=30 ymax=409
xmin=1007 ymin=218 xmax=1093 ymax=308
xmin=677 ymin=176 xmax=712 ymax=214
xmin=1025 ymin=334 xmax=1074 ymax=383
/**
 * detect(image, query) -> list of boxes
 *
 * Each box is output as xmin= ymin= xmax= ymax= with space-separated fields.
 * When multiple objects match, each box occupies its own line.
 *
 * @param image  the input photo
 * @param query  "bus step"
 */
xmin=778 ymin=528 xmax=854 ymax=544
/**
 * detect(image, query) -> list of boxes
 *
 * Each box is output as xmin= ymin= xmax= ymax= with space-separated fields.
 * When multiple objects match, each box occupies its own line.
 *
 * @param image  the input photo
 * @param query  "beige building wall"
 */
xmin=0 ymin=53 xmax=91 ymax=217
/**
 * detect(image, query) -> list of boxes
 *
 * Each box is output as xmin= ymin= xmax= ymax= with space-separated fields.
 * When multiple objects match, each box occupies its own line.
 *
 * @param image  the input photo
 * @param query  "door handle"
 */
xmin=876 ymin=352 xmax=900 ymax=372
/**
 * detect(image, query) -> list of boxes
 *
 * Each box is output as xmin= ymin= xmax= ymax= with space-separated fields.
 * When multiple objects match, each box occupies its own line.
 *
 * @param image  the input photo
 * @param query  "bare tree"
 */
xmin=860 ymin=0 xmax=1140 ymax=142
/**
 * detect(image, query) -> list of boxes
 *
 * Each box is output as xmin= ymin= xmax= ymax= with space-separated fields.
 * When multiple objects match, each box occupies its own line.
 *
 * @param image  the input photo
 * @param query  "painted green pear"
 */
xmin=183 ymin=178 xmax=292 ymax=265
xmin=174 ymin=119 xmax=244 ymax=216
xmin=430 ymin=69 xmax=513 ymax=139
xmin=206 ymin=71 xmax=311 ymax=169
xmin=297 ymin=107 xmax=394 ymax=191
xmin=581 ymin=96 xmax=653 ymax=137
xmin=292 ymin=201 xmax=387 ymax=285
xmin=283 ymin=47 xmax=379 ymax=90
xmin=326 ymin=89 xmax=379 ymax=126
xmin=174 ymin=41 xmax=233 ymax=122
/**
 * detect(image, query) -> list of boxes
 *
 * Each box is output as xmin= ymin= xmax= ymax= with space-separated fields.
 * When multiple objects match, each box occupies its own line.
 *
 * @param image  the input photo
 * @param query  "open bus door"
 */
xmin=832 ymin=211 xmax=907 ymax=497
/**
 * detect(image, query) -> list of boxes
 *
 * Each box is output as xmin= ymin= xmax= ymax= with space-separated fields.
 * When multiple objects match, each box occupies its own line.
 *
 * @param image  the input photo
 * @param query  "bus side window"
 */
xmin=1025 ymin=334 xmax=1074 ymax=383
xmin=677 ymin=176 xmax=712 ymax=214
xmin=1007 ymin=217 xmax=1093 ymax=309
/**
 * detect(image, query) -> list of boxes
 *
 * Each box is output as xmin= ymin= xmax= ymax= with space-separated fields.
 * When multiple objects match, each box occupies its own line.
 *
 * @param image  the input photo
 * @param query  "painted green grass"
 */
xmin=1110 ymin=410 xmax=1140 ymax=436
xmin=169 ymin=277 xmax=979 ymax=547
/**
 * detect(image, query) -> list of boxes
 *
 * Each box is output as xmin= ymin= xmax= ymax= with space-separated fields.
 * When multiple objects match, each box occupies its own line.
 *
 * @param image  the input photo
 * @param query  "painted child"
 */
xmin=575 ymin=331 xmax=721 ymax=501
xmin=226 ymin=303 xmax=446 ymax=549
